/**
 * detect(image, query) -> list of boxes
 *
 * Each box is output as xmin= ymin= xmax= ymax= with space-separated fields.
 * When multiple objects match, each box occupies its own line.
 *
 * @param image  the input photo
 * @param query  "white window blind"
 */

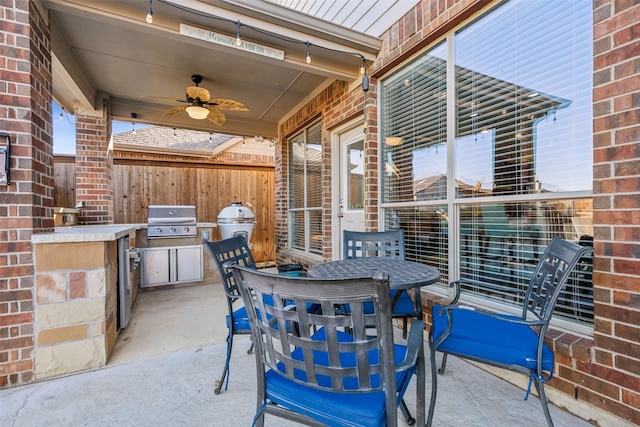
xmin=381 ymin=0 xmax=594 ymax=327
xmin=382 ymin=42 xmax=448 ymax=204
xmin=289 ymin=121 xmax=322 ymax=254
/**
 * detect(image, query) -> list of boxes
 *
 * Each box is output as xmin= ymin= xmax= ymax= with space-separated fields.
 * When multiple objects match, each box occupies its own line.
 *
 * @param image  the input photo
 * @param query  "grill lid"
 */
xmin=217 ymin=202 xmax=255 ymax=224
xmin=148 ymin=205 xmax=196 ymax=224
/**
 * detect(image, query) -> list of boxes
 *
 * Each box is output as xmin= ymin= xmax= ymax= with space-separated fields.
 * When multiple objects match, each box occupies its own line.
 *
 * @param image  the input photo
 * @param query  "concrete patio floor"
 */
xmin=0 ymin=283 xmax=617 ymax=426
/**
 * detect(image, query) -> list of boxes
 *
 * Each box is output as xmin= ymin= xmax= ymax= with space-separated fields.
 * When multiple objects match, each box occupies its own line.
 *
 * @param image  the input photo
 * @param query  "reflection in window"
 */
xmin=459 ymin=200 xmax=594 ymax=324
xmin=381 ymin=0 xmax=593 ymax=327
xmin=455 ymin=0 xmax=593 ymax=196
xmin=382 ymin=42 xmax=447 ymax=203
xmin=385 ymin=205 xmax=449 ymax=285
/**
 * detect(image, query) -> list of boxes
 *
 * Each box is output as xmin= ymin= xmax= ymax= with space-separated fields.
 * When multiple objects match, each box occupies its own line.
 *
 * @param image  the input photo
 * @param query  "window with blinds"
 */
xmin=381 ymin=42 xmax=448 ymax=204
xmin=381 ymin=0 xmax=593 ymax=328
xmin=289 ymin=121 xmax=323 ymax=255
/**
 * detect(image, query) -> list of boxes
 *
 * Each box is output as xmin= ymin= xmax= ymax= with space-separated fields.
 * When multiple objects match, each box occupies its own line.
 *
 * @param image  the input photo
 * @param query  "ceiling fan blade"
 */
xmin=186 ymin=86 xmax=210 ymax=102
xmin=208 ymin=98 xmax=249 ymax=111
xmin=162 ymin=106 xmax=188 ymax=117
xmin=142 ymin=95 xmax=187 ymax=102
xmin=206 ymin=108 xmax=226 ymax=126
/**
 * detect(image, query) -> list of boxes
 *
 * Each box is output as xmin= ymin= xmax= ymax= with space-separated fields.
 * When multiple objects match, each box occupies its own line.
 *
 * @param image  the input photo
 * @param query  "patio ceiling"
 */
xmin=40 ymin=0 xmax=418 ymax=138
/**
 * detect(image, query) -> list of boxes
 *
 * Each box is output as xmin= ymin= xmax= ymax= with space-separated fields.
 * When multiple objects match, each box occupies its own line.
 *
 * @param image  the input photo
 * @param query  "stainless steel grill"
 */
xmin=147 ymin=205 xmax=197 ymax=239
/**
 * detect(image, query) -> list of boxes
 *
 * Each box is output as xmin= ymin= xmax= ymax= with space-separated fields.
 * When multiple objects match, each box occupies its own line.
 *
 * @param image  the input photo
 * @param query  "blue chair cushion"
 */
xmin=226 ymin=295 xmax=275 ymax=332
xmin=227 ymin=296 xmax=320 ymax=332
xmin=265 ymin=328 xmax=414 ymax=427
xmin=390 ymin=290 xmax=416 ymax=316
xmin=431 ymin=306 xmax=554 ymax=372
xmin=359 ymin=290 xmax=414 ymax=317
xmin=226 ymin=306 xmax=252 ymax=332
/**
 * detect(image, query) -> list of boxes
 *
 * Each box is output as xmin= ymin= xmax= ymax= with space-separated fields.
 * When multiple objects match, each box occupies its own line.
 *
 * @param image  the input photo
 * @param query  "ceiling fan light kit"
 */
xmin=186 ymin=105 xmax=210 ymax=120
xmin=145 ymin=74 xmax=249 ymax=126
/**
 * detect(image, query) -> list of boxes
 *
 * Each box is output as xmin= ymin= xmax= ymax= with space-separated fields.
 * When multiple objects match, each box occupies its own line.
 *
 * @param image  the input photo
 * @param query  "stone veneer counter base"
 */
xmin=31 ymin=225 xmax=142 ymax=380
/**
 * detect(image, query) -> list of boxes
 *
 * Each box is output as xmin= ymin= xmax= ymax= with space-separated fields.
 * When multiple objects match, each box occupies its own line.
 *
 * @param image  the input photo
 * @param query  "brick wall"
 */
xmin=591 ymin=0 xmax=640 ymax=422
xmin=0 ymin=2 xmax=53 ymax=387
xmin=75 ymin=103 xmax=113 ymax=224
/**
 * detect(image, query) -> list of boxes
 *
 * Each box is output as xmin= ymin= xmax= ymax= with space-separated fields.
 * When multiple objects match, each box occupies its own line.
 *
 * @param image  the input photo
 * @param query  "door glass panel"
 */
xmin=346 ymin=140 xmax=364 ymax=210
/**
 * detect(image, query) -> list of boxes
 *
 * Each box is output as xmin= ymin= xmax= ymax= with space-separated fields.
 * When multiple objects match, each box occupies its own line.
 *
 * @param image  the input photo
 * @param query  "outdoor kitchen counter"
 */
xmin=30 ymin=224 xmax=150 ymax=381
xmin=31 ymin=222 xmax=217 ymax=244
xmin=31 ymin=224 xmax=145 ymax=244
xmin=29 ymin=222 xmax=218 ymax=381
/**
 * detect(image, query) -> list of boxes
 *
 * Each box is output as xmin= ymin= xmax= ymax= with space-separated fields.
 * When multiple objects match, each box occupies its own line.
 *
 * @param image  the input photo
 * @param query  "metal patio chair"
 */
xmin=428 ymin=237 xmax=593 ymax=426
xmin=231 ymin=264 xmax=426 ymax=427
xmin=343 ymin=230 xmax=416 ymax=338
xmin=203 ymin=235 xmax=257 ymax=395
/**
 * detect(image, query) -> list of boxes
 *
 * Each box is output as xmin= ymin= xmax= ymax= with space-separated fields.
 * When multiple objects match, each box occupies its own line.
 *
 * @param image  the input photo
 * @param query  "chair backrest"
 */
xmin=231 ymin=265 xmax=399 ymax=422
xmin=204 ymin=236 xmax=256 ymax=299
xmin=343 ymin=229 xmax=405 ymax=260
xmin=480 ymin=204 xmax=514 ymax=237
xmin=523 ymin=237 xmax=594 ymax=327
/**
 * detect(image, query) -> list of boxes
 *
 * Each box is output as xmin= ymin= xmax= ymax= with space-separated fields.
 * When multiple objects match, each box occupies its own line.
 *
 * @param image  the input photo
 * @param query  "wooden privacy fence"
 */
xmin=54 ymin=156 xmax=276 ymax=264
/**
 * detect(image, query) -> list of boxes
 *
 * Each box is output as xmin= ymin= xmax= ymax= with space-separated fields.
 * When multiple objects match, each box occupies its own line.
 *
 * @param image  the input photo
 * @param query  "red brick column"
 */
xmin=591 ymin=0 xmax=640 ymax=423
xmin=74 ymin=105 xmax=113 ymax=224
xmin=0 ymin=2 xmax=53 ymax=387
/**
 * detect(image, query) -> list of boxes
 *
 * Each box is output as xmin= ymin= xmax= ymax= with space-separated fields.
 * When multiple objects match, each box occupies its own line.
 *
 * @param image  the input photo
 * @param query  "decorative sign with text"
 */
xmin=180 ymin=23 xmax=285 ymax=61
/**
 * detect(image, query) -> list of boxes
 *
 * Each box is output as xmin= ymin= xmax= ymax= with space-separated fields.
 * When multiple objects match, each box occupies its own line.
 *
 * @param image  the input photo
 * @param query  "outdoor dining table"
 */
xmin=307 ymin=258 xmax=441 ymax=320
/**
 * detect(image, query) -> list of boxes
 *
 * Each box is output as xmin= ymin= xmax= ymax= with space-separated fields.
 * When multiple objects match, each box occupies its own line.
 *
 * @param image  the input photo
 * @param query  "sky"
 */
xmin=53 ymin=101 xmax=141 ymax=154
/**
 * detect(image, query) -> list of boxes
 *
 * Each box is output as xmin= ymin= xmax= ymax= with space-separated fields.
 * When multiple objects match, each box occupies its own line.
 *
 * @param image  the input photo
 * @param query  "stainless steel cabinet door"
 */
xmin=140 ymin=247 xmax=171 ymax=287
xmin=140 ymin=245 xmax=203 ymax=287
xmin=176 ymin=245 xmax=203 ymax=282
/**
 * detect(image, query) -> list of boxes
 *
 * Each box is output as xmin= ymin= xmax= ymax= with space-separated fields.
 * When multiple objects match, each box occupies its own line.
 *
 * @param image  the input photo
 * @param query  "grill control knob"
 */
xmin=184 ymin=227 xmax=190 ymax=233
xmin=170 ymin=227 xmax=177 ymax=233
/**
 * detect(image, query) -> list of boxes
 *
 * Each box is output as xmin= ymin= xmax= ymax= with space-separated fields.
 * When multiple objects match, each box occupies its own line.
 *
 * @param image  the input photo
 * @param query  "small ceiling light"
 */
xmin=305 ymin=41 xmax=311 ymax=64
xmin=131 ymin=112 xmax=137 ymax=135
xmin=59 ymin=108 xmax=64 ymax=120
xmin=235 ymin=21 xmax=242 ymax=46
xmin=185 ymin=105 xmax=210 ymax=120
xmin=209 ymin=133 xmax=213 ymax=142
xmin=242 ymin=137 xmax=246 ymax=147
xmin=360 ymin=57 xmax=366 ymax=75
xmin=145 ymin=0 xmax=153 ymax=24
xmin=173 ymin=128 xmax=177 ymax=138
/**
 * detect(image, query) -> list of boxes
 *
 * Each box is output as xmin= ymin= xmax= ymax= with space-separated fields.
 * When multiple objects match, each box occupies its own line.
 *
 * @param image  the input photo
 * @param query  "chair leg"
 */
xmin=438 ymin=353 xmax=448 ymax=374
xmin=536 ymin=378 xmax=555 ymax=427
xmin=215 ymin=331 xmax=234 ymax=395
xmin=427 ymin=348 xmax=439 ymax=426
xmin=399 ymin=399 xmax=416 ymax=425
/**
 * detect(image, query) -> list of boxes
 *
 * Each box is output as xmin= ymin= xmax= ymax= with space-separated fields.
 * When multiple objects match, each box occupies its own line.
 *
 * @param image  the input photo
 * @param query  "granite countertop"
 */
xmin=32 ymin=223 xmax=217 ymax=244
xmin=32 ymin=224 xmax=145 ymax=244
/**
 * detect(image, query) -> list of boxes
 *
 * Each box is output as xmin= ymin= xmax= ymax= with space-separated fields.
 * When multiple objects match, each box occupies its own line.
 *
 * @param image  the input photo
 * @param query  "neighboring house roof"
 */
xmin=112 ymin=126 xmax=274 ymax=158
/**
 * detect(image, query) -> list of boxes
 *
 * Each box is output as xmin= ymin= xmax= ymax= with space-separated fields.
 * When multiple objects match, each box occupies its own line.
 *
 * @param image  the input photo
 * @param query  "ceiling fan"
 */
xmin=146 ymin=75 xmax=249 ymax=125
